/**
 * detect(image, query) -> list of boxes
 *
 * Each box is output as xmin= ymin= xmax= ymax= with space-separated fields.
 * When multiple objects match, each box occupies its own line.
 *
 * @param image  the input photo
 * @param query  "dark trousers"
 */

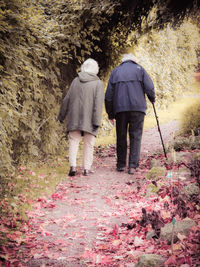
xmin=116 ymin=111 xmax=145 ymax=169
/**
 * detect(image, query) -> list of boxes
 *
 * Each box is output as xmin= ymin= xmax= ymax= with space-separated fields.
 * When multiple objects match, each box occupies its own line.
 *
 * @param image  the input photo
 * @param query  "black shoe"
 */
xmin=83 ymin=169 xmax=91 ymax=176
xmin=68 ymin=166 xmax=76 ymax=176
xmin=117 ymin=167 xmax=125 ymax=172
xmin=128 ymin=168 xmax=135 ymax=175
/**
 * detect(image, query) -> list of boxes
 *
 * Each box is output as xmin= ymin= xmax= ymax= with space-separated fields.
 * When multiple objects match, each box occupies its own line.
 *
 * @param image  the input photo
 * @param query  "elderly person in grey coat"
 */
xmin=58 ymin=58 xmax=104 ymax=176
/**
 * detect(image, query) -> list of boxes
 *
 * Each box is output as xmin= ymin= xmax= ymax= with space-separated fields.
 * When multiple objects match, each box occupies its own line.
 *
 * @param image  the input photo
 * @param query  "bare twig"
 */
xmin=36 ymin=116 xmax=51 ymax=133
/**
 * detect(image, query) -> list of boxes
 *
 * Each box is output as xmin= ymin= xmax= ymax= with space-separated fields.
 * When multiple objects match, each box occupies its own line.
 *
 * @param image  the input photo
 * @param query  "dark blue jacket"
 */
xmin=105 ymin=60 xmax=155 ymax=119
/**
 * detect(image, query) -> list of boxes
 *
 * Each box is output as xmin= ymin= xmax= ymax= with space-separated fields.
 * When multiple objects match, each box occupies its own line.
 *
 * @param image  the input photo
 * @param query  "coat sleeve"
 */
xmin=92 ymin=81 xmax=105 ymax=126
xmin=105 ymin=73 xmax=115 ymax=119
xmin=57 ymin=80 xmax=74 ymax=123
xmin=57 ymin=92 xmax=69 ymax=123
xmin=142 ymin=69 xmax=156 ymax=103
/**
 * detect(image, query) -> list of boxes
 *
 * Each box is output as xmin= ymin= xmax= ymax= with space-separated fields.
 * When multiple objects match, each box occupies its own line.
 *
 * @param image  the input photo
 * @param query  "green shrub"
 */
xmin=179 ymin=99 xmax=200 ymax=135
xmin=0 ymin=0 xmax=117 ymax=181
xmin=190 ymin=152 xmax=200 ymax=179
xmin=171 ymin=135 xmax=200 ymax=151
xmin=147 ymin=183 xmax=161 ymax=194
xmin=128 ymin=16 xmax=200 ymax=108
xmin=194 ymin=152 xmax=200 ymax=160
xmin=172 ymin=136 xmax=191 ymax=151
xmin=146 ymin=166 xmax=166 ymax=181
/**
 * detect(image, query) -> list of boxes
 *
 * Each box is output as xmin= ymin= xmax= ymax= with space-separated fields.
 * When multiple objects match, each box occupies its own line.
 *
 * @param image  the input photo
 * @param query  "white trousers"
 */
xmin=68 ymin=131 xmax=95 ymax=170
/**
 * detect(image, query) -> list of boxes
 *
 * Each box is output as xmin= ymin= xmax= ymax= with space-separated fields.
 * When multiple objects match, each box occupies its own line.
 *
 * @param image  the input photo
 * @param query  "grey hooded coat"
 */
xmin=58 ymin=72 xmax=104 ymax=136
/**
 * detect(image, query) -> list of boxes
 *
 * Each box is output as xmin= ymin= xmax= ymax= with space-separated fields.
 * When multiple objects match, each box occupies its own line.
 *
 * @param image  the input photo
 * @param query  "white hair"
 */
xmin=121 ymin=53 xmax=137 ymax=63
xmin=81 ymin=58 xmax=99 ymax=75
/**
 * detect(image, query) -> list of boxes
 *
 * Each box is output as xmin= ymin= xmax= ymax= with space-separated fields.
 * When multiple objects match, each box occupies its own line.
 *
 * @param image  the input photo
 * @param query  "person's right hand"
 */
xmin=149 ymin=96 xmax=155 ymax=103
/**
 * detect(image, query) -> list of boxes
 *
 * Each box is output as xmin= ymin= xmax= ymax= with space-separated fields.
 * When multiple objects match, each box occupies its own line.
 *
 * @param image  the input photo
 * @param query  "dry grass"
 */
xmin=145 ymin=81 xmax=200 ymax=128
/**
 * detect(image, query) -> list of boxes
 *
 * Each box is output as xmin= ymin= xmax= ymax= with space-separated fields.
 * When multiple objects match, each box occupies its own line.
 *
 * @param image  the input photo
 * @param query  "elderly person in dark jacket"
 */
xmin=105 ymin=53 xmax=155 ymax=174
xmin=58 ymin=58 xmax=104 ymax=176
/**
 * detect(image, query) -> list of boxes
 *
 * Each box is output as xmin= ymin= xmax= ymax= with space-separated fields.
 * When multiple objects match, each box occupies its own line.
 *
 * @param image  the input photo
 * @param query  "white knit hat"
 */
xmin=81 ymin=58 xmax=99 ymax=75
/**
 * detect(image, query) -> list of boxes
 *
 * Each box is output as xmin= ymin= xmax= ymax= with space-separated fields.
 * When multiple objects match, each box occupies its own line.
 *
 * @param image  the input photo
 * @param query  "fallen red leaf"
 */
xmin=112 ymin=224 xmax=119 ymax=239
xmin=164 ymin=255 xmax=177 ymax=265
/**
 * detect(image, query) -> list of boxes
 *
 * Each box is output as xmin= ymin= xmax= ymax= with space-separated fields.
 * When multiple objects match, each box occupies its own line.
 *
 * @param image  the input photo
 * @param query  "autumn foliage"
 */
xmin=0 ymin=145 xmax=199 ymax=266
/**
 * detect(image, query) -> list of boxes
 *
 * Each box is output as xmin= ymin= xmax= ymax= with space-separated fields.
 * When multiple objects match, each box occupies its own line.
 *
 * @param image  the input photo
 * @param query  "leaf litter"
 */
xmin=0 ymin=123 xmax=200 ymax=266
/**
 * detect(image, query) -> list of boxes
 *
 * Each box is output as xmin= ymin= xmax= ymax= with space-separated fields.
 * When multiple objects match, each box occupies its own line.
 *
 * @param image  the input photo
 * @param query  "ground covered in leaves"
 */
xmin=0 ymin=120 xmax=200 ymax=267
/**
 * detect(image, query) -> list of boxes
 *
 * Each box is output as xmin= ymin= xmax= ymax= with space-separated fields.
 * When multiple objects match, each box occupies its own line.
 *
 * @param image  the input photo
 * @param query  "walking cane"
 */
xmin=152 ymin=103 xmax=168 ymax=159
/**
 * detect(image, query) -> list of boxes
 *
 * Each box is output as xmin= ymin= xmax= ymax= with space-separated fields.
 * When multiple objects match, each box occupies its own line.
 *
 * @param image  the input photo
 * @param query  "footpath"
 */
xmin=13 ymin=120 xmax=181 ymax=267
